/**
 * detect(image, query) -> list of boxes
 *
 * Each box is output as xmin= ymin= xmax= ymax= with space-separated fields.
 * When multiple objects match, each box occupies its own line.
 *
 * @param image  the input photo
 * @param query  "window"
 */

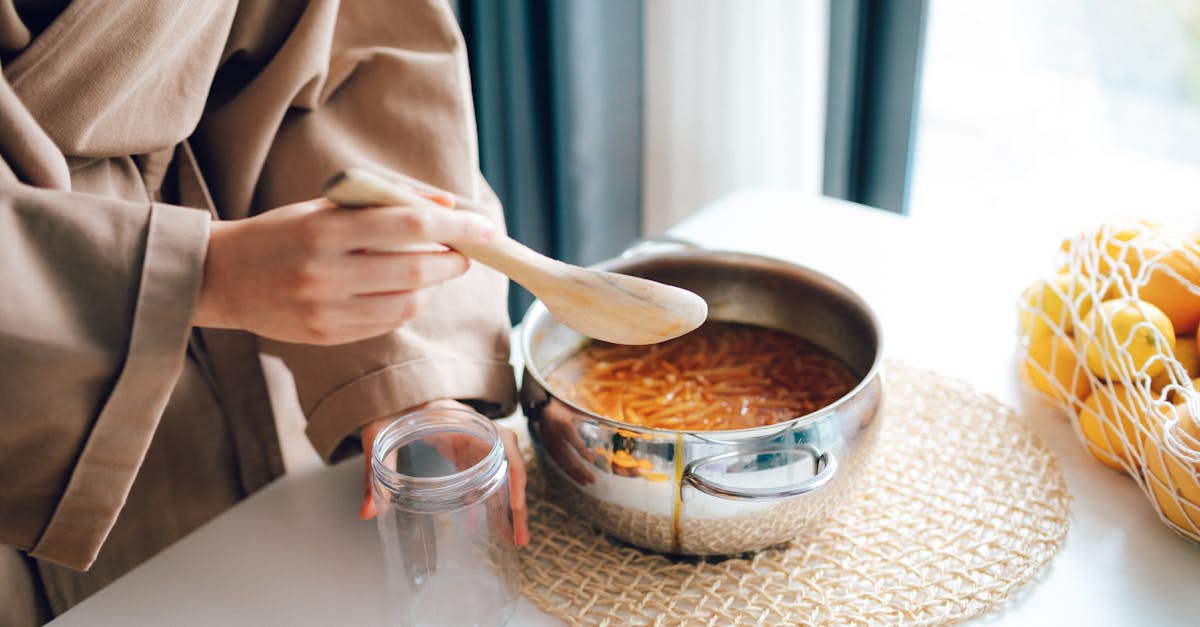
xmin=911 ymin=0 xmax=1200 ymax=224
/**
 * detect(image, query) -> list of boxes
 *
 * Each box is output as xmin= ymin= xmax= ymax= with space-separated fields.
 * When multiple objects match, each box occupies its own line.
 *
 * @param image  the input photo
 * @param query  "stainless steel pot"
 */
xmin=519 ymin=244 xmax=884 ymax=555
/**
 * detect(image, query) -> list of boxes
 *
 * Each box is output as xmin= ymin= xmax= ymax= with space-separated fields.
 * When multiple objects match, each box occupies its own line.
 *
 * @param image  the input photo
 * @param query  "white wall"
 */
xmin=642 ymin=0 xmax=829 ymax=235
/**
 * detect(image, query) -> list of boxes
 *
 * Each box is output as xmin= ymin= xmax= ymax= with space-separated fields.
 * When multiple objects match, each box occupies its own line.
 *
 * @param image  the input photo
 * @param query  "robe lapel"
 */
xmin=3 ymin=1 xmax=237 ymax=159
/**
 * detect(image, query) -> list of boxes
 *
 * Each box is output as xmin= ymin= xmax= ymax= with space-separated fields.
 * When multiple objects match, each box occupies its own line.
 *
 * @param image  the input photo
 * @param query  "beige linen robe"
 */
xmin=0 ymin=1 xmax=517 ymax=624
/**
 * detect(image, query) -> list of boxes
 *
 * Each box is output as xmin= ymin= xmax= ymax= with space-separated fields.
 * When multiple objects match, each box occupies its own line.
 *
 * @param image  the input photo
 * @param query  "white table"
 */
xmin=52 ymin=190 xmax=1200 ymax=626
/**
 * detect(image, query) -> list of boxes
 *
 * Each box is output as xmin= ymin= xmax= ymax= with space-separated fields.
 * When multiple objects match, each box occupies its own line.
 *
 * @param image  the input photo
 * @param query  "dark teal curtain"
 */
xmin=824 ymin=0 xmax=928 ymax=214
xmin=457 ymin=0 xmax=644 ymax=321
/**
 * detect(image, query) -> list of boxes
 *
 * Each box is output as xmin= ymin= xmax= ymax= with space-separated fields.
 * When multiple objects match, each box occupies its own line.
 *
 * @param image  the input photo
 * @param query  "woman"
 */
xmin=0 ymin=1 xmax=525 ymax=623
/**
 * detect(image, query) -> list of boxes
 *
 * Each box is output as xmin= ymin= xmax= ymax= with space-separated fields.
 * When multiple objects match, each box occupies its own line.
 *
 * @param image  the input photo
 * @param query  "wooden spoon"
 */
xmin=322 ymin=168 xmax=707 ymax=345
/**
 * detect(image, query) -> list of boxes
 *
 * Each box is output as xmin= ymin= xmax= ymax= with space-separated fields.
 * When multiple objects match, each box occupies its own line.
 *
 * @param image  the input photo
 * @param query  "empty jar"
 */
xmin=371 ymin=406 xmax=521 ymax=627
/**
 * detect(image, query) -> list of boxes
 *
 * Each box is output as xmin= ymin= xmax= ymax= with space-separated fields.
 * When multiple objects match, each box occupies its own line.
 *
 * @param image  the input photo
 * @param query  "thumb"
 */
xmin=360 ymin=464 xmax=377 ymax=519
xmin=360 ymin=421 xmax=385 ymax=520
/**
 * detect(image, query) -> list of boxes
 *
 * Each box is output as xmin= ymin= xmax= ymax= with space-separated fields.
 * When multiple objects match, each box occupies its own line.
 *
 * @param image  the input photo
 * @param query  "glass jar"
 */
xmin=371 ymin=406 xmax=521 ymax=627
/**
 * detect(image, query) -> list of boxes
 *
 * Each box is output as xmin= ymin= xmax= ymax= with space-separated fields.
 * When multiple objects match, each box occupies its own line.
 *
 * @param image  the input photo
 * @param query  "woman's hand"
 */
xmin=358 ymin=400 xmax=530 ymax=547
xmin=193 ymin=189 xmax=496 ymax=345
xmin=538 ymin=399 xmax=596 ymax=486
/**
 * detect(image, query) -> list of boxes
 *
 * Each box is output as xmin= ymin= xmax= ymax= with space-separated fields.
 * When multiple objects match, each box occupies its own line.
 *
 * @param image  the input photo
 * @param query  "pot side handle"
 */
xmin=682 ymin=445 xmax=837 ymax=501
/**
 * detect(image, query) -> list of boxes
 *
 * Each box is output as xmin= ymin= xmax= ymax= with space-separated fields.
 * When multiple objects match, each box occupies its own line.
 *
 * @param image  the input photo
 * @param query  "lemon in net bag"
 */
xmin=1018 ymin=217 xmax=1200 ymax=542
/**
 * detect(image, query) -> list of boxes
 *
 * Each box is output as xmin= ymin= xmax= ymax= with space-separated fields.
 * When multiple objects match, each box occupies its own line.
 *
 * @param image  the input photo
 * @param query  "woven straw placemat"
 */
xmin=517 ymin=360 xmax=1070 ymax=626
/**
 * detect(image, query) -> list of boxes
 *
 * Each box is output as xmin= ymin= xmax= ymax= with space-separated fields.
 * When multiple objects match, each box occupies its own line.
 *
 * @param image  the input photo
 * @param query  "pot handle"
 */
xmin=620 ymin=235 xmax=704 ymax=259
xmin=682 ymin=444 xmax=837 ymax=501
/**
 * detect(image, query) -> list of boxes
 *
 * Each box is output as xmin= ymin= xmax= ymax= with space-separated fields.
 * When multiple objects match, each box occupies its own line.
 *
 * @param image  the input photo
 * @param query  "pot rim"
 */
xmin=519 ymin=248 xmax=885 ymax=439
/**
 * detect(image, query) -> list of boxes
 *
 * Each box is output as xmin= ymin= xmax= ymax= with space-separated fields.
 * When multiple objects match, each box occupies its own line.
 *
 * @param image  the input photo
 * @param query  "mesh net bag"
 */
xmin=1016 ymin=216 xmax=1200 ymax=542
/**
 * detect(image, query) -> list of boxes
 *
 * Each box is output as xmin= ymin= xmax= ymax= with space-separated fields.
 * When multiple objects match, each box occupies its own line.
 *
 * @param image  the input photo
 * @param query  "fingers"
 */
xmin=208 ymin=186 xmax=486 ymax=345
xmin=544 ymin=421 xmax=595 ymax=485
xmin=360 ymin=420 xmax=386 ymax=520
xmin=335 ymin=251 xmax=470 ymax=296
xmin=546 ymin=439 xmax=595 ymax=486
xmin=423 ymin=431 xmax=492 ymax=471
xmin=549 ymin=434 xmax=595 ymax=482
xmin=327 ymin=205 xmax=496 ymax=252
xmin=499 ymin=428 xmax=529 ymax=547
xmin=546 ymin=403 xmax=595 ymax=464
xmin=313 ymin=286 xmax=439 ymax=333
xmin=567 ymin=427 xmax=595 ymax=463
xmin=275 ymin=287 xmax=439 ymax=346
xmin=542 ymin=403 xmax=595 ymax=484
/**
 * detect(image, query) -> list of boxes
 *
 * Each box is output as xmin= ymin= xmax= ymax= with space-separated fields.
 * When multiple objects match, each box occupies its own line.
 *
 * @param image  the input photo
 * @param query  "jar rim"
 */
xmin=370 ymin=407 xmax=506 ymax=507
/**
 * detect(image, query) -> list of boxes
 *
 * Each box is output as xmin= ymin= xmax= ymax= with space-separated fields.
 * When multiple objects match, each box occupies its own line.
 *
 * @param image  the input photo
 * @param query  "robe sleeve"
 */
xmin=193 ymin=0 xmax=516 ymax=462
xmin=0 ymin=80 xmax=210 ymax=570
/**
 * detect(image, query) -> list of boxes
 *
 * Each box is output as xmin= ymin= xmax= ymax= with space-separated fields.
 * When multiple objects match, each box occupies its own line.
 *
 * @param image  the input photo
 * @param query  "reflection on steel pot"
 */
xmin=520 ymin=244 xmax=884 ymax=556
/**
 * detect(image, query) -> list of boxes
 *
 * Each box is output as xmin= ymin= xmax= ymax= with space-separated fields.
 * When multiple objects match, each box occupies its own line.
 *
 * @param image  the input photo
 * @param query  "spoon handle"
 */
xmin=455 ymin=235 xmax=568 ymax=290
xmin=322 ymin=168 xmax=560 ymax=289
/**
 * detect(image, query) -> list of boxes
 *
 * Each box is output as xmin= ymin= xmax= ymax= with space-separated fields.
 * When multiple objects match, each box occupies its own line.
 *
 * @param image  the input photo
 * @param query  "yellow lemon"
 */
xmin=1121 ymin=238 xmax=1200 ymax=334
xmin=1195 ymin=328 xmax=1200 ymax=367
xmin=1173 ymin=399 xmax=1200 ymax=444
xmin=1150 ymin=337 xmax=1200 ymax=401
xmin=1078 ymin=299 xmax=1175 ymax=379
xmin=1183 ymin=499 xmax=1200 ymax=529
xmin=1061 ymin=218 xmax=1160 ymax=276
xmin=1144 ymin=436 xmax=1196 ymax=531
xmin=1172 ymin=336 xmax=1199 ymax=375
xmin=1019 ymin=274 xmax=1095 ymax=340
xmin=1143 ymin=422 xmax=1200 ymax=529
xmin=1163 ymin=377 xmax=1200 ymax=405
xmin=1078 ymin=384 xmax=1145 ymax=473
xmin=1021 ymin=335 xmax=1090 ymax=405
